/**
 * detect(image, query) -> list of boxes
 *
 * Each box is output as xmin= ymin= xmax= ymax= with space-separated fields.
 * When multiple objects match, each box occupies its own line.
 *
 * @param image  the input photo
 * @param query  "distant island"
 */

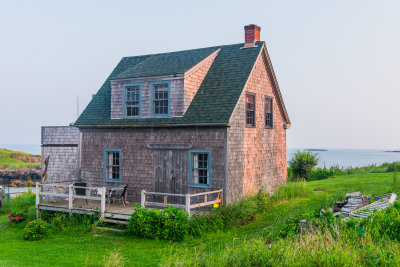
xmin=384 ymin=150 xmax=400 ymax=153
xmin=303 ymin=149 xmax=328 ymax=152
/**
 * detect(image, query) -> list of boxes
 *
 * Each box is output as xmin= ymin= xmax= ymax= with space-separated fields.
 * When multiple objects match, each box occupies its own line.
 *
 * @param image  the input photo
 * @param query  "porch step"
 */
xmin=95 ymin=226 xmax=127 ymax=232
xmin=100 ymin=218 xmax=129 ymax=225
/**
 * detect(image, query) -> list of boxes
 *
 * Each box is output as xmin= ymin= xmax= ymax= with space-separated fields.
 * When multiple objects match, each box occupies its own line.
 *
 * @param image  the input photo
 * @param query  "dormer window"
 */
xmin=151 ymin=82 xmax=170 ymax=116
xmin=124 ymin=84 xmax=141 ymax=117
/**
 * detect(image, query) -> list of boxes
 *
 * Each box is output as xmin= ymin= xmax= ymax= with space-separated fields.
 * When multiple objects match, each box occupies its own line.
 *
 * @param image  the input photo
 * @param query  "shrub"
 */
xmin=128 ymin=205 xmax=190 ymax=241
xmin=8 ymin=210 xmax=26 ymax=225
xmin=288 ymin=150 xmax=319 ymax=180
xmin=23 ymin=219 xmax=47 ymax=241
xmin=386 ymin=162 xmax=400 ymax=172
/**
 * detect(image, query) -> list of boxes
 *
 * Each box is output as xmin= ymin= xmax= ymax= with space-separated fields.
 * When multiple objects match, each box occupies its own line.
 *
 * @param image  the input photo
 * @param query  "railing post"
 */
xmin=36 ymin=183 xmax=41 ymax=219
xmin=100 ymin=187 xmax=106 ymax=217
xmin=141 ymin=190 xmax=145 ymax=208
xmin=68 ymin=184 xmax=73 ymax=211
xmin=185 ymin=193 xmax=191 ymax=217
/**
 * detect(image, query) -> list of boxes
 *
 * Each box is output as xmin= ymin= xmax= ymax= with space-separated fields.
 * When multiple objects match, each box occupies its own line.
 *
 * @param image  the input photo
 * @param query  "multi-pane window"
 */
xmin=190 ymin=151 xmax=211 ymax=187
xmin=265 ymin=97 xmax=273 ymax=128
xmin=125 ymin=85 xmax=140 ymax=117
xmin=104 ymin=150 xmax=121 ymax=182
xmin=153 ymin=83 xmax=169 ymax=116
xmin=246 ymin=94 xmax=255 ymax=127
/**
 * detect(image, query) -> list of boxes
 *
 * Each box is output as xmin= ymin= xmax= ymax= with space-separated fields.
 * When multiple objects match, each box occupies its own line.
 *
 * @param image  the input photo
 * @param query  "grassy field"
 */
xmin=0 ymin=172 xmax=396 ymax=266
xmin=0 ymin=148 xmax=41 ymax=169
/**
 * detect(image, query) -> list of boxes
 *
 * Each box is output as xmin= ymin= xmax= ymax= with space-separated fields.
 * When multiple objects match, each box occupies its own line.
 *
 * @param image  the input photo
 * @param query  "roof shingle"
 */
xmin=75 ymin=42 xmax=263 ymax=126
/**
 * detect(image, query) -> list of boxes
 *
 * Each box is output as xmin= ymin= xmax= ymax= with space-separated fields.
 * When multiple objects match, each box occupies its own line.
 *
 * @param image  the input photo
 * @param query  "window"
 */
xmin=189 ymin=150 xmax=211 ymax=188
xmin=124 ymin=84 xmax=141 ymax=117
xmin=152 ymin=82 xmax=169 ymax=116
xmin=265 ymin=97 xmax=273 ymax=128
xmin=104 ymin=149 xmax=121 ymax=182
xmin=246 ymin=94 xmax=255 ymax=127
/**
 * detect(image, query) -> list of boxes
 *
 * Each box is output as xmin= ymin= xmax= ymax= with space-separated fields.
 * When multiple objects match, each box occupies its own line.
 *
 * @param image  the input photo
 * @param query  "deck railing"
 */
xmin=141 ymin=189 xmax=223 ymax=216
xmin=36 ymin=183 xmax=106 ymax=218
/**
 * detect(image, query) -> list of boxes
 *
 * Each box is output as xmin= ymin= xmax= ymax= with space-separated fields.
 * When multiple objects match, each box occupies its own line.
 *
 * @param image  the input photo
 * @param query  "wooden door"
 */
xmin=153 ymin=149 xmax=188 ymax=204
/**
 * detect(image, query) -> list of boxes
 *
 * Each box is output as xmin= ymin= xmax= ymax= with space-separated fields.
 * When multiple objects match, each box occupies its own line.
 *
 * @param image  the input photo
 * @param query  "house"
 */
xmin=41 ymin=24 xmax=290 ymax=204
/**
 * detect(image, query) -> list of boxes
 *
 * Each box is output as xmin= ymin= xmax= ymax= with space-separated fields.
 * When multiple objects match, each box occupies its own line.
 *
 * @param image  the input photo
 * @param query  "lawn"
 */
xmin=0 ymin=172 xmax=395 ymax=266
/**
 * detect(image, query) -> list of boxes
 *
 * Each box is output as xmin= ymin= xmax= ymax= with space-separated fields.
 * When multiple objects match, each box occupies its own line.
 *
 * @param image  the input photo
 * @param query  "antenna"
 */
xmin=77 ymin=96 xmax=79 ymax=119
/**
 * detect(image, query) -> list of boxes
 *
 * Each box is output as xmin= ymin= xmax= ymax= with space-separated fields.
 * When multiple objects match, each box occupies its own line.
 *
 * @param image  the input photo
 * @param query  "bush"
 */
xmin=8 ymin=210 xmax=26 ymax=225
xmin=23 ymin=219 xmax=47 ymax=241
xmin=386 ymin=162 xmax=400 ymax=172
xmin=288 ymin=150 xmax=319 ymax=180
xmin=128 ymin=206 xmax=189 ymax=241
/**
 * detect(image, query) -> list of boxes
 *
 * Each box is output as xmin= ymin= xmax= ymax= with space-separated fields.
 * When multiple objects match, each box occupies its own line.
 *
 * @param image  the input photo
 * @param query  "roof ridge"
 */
xmin=121 ymin=42 xmax=246 ymax=60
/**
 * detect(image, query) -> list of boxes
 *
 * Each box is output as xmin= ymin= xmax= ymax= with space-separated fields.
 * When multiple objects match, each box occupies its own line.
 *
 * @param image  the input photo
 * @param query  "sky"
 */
xmin=0 ymin=0 xmax=399 ymax=150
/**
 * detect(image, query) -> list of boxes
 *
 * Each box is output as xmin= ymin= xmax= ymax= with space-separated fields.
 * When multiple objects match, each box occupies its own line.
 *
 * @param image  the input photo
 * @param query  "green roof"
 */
xmin=75 ymin=42 xmax=263 ymax=127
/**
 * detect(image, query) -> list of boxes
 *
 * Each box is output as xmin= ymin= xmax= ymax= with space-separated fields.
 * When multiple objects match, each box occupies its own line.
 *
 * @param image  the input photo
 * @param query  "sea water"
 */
xmin=288 ymin=148 xmax=400 ymax=168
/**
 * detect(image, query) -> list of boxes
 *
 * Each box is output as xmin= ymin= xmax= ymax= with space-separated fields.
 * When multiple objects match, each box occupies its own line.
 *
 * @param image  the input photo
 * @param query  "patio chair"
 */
xmin=108 ymin=184 xmax=128 ymax=207
xmin=74 ymin=182 xmax=89 ymax=204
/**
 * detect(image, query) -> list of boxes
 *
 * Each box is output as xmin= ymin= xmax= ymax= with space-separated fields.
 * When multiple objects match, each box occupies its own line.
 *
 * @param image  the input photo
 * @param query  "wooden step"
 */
xmin=100 ymin=218 xmax=129 ymax=225
xmin=95 ymin=226 xmax=126 ymax=232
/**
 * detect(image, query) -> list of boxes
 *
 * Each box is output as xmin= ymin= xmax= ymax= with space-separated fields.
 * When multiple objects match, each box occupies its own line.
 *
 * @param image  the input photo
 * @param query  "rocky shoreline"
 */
xmin=0 ymin=168 xmax=41 ymax=181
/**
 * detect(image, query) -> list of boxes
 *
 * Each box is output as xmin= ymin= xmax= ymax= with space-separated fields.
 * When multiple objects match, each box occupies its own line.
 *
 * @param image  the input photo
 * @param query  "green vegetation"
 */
xmin=0 ymin=172 xmax=398 ymax=266
xmin=288 ymin=150 xmax=319 ymax=180
xmin=128 ymin=206 xmax=190 ymax=241
xmin=0 ymin=148 xmax=41 ymax=169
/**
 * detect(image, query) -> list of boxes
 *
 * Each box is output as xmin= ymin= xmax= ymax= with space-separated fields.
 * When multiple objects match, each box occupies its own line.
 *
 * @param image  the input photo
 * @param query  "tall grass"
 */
xmin=167 ymin=207 xmax=400 ymax=266
xmin=1 ymin=190 xmax=35 ymax=214
xmin=189 ymin=181 xmax=311 ymax=236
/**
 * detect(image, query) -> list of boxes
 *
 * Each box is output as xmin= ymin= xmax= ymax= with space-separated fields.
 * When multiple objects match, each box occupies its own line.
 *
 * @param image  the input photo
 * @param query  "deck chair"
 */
xmin=108 ymin=184 xmax=128 ymax=207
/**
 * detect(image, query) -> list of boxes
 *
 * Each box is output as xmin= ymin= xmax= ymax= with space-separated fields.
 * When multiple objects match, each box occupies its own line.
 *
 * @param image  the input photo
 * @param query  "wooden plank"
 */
xmin=72 ymin=195 xmax=101 ymax=201
xmin=39 ymin=192 xmax=69 ymax=198
xmin=145 ymin=192 xmax=186 ymax=197
xmin=163 ymin=196 xmax=168 ymax=204
xmin=144 ymin=201 xmax=185 ymax=209
xmin=190 ymin=199 xmax=221 ymax=209
xmin=189 ymin=189 xmax=223 ymax=197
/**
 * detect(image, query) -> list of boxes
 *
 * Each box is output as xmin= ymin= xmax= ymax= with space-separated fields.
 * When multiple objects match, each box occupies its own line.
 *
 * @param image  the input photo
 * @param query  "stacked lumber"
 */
xmin=332 ymin=192 xmax=370 ymax=217
xmin=347 ymin=193 xmax=397 ymax=221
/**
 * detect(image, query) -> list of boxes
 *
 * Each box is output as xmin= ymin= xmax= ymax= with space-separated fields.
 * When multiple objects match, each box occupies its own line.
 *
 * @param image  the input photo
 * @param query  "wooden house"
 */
xmin=41 ymin=24 xmax=290 ymax=204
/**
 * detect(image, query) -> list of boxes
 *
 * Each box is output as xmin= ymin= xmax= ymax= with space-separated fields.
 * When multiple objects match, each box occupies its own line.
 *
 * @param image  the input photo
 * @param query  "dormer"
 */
xmin=110 ymin=49 xmax=220 ymax=119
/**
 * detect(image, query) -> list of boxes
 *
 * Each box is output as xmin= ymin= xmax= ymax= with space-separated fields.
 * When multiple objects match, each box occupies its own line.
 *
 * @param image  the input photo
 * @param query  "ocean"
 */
xmin=288 ymin=148 xmax=400 ymax=168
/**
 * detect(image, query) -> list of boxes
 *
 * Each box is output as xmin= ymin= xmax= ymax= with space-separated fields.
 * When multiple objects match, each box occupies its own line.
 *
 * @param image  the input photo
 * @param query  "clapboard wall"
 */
xmin=41 ymin=126 xmax=80 ymax=182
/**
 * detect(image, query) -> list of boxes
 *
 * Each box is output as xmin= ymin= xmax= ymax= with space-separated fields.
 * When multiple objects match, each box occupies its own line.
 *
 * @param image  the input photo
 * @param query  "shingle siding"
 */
xmin=227 ymin=47 xmax=287 ymax=202
xmin=41 ymin=126 xmax=80 ymax=182
xmin=80 ymin=127 xmax=227 ymax=203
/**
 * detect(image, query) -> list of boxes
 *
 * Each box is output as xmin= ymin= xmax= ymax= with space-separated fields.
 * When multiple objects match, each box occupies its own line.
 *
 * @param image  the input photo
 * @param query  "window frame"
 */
xmin=103 ymin=149 xmax=122 ymax=183
xmin=123 ymin=83 xmax=142 ymax=118
xmin=150 ymin=81 xmax=170 ymax=117
xmin=264 ymin=96 xmax=273 ymax=129
xmin=188 ymin=150 xmax=212 ymax=188
xmin=245 ymin=93 xmax=256 ymax=127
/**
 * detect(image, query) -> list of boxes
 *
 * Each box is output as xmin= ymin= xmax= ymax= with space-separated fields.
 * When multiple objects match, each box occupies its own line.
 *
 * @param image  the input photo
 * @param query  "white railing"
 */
xmin=36 ymin=183 xmax=106 ymax=218
xmin=141 ymin=189 xmax=223 ymax=216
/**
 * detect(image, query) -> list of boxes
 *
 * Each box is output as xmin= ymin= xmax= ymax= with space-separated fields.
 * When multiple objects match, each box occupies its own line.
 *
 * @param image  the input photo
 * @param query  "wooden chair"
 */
xmin=108 ymin=184 xmax=128 ymax=207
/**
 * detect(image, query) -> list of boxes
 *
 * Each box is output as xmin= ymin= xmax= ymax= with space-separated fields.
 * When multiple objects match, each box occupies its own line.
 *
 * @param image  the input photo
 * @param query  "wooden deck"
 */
xmin=38 ymin=199 xmax=136 ymax=220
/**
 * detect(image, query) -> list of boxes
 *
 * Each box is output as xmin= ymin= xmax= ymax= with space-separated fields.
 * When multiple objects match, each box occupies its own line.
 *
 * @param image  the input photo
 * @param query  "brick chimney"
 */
xmin=243 ymin=24 xmax=261 ymax=48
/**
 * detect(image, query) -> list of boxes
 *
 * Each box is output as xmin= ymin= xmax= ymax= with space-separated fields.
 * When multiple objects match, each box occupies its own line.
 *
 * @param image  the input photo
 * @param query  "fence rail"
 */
xmin=36 ymin=183 xmax=106 ymax=219
xmin=141 ymin=189 xmax=223 ymax=216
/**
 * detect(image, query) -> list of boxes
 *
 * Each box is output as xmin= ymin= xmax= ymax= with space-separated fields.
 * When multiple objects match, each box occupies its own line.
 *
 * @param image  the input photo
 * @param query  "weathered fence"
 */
xmin=141 ymin=189 xmax=223 ymax=216
xmin=36 ymin=183 xmax=106 ymax=218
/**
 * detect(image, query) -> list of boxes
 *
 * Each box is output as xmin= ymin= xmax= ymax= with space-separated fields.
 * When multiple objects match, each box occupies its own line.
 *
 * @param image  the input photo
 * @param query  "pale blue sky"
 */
xmin=0 ymin=0 xmax=399 ymax=150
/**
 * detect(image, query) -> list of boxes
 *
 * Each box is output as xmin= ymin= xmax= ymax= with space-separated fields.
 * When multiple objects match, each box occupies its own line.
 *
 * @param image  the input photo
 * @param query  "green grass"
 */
xmin=0 ymin=148 xmax=41 ymax=169
xmin=0 ymin=172 xmax=396 ymax=266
